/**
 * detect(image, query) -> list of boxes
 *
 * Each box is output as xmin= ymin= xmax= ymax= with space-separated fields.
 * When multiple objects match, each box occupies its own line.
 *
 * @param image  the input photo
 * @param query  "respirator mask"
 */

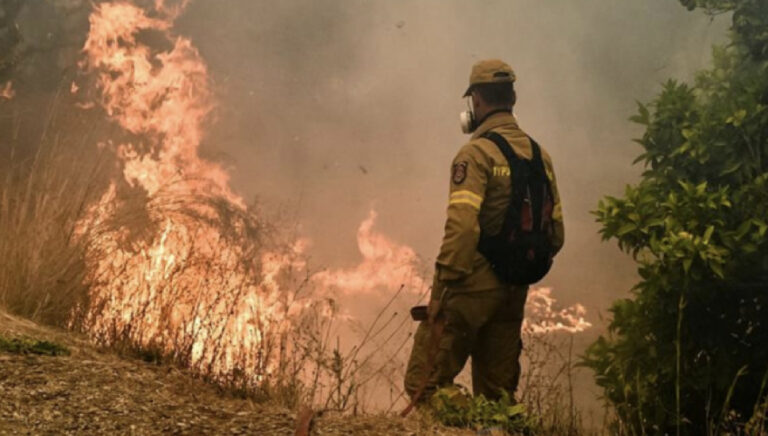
xmin=459 ymin=95 xmax=477 ymax=134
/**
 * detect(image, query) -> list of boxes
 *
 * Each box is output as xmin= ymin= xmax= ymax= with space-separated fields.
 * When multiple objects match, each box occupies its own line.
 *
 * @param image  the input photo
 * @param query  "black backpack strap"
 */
xmin=480 ymin=131 xmax=528 ymax=190
xmin=481 ymin=131 xmax=550 ymax=232
xmin=526 ymin=136 xmax=554 ymax=232
xmin=480 ymin=131 xmax=527 ymax=231
xmin=480 ymin=131 xmax=536 ymax=193
xmin=481 ymin=131 xmax=521 ymax=167
xmin=528 ymin=136 xmax=543 ymax=166
xmin=526 ymin=136 xmax=544 ymax=232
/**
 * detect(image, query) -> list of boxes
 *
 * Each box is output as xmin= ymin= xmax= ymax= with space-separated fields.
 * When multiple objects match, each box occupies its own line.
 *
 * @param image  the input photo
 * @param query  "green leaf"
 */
xmin=710 ymin=262 xmax=724 ymax=279
xmin=735 ymin=221 xmax=752 ymax=239
xmin=683 ymin=258 xmax=693 ymax=273
xmin=617 ymin=223 xmax=638 ymax=236
xmin=753 ymin=219 xmax=768 ymax=238
xmin=491 ymin=413 xmax=507 ymax=423
xmin=703 ymin=225 xmax=715 ymax=244
xmin=507 ymin=404 xmax=525 ymax=416
xmin=631 ymin=101 xmax=651 ymax=125
xmin=719 ymin=161 xmax=742 ymax=176
xmin=727 ymin=108 xmax=747 ymax=127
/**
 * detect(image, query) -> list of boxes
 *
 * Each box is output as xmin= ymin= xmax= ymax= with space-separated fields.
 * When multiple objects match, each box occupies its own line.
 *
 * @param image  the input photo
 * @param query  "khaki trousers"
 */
xmin=404 ymin=285 xmax=528 ymax=401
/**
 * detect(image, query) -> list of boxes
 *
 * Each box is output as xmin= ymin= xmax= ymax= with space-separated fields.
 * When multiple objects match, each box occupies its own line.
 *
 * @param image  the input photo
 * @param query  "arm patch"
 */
xmin=452 ymin=161 xmax=468 ymax=185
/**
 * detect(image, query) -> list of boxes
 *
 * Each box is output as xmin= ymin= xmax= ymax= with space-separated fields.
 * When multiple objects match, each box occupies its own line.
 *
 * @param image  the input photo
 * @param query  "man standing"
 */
xmin=404 ymin=59 xmax=565 ymax=403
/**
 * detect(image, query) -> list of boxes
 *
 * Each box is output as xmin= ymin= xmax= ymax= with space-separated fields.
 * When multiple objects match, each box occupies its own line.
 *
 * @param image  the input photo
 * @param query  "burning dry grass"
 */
xmin=65 ymin=0 xmax=437 ymax=412
xmin=67 ymin=0 xmax=378 ymax=407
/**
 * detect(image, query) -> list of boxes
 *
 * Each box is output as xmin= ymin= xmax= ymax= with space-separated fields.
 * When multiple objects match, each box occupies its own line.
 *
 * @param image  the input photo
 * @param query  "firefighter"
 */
xmin=404 ymin=59 xmax=565 ymax=403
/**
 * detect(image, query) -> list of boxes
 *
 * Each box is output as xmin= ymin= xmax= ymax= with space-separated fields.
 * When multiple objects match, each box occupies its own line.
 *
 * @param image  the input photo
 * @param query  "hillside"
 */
xmin=0 ymin=310 xmax=471 ymax=436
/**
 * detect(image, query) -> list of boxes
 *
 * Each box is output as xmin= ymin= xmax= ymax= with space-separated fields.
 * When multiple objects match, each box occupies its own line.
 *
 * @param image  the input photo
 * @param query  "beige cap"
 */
xmin=463 ymin=59 xmax=516 ymax=97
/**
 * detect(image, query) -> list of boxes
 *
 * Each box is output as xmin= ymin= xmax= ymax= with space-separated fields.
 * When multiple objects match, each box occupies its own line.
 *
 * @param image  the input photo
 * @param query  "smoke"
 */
xmin=175 ymin=0 xmax=728 ymax=312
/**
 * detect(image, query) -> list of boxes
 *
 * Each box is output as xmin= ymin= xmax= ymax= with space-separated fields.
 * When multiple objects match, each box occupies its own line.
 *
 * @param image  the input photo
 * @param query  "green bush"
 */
xmin=429 ymin=385 xmax=534 ymax=434
xmin=0 ymin=334 xmax=70 ymax=356
xmin=583 ymin=1 xmax=768 ymax=434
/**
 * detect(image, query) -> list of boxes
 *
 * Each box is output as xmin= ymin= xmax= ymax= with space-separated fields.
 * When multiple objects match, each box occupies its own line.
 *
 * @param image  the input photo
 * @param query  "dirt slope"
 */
xmin=0 ymin=311 xmax=470 ymax=436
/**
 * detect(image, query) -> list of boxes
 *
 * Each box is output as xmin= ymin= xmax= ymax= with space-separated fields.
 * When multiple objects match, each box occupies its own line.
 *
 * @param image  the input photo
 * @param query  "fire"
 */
xmin=72 ymin=0 xmax=589 ymax=404
xmin=313 ymin=210 xmax=427 ymax=296
xmin=0 ymin=81 xmax=14 ymax=100
xmin=313 ymin=210 xmax=590 ymax=333
xmin=524 ymin=287 xmax=592 ymax=334
xmin=79 ymin=1 xmax=237 ymax=206
xmin=75 ymin=1 xmax=298 ymax=384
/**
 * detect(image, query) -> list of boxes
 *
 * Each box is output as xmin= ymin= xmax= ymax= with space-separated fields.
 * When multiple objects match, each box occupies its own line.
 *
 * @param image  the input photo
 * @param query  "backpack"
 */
xmin=477 ymin=131 xmax=555 ymax=285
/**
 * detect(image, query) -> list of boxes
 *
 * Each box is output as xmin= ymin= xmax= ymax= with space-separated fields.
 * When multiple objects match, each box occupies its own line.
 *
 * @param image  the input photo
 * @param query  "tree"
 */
xmin=583 ymin=0 xmax=768 ymax=434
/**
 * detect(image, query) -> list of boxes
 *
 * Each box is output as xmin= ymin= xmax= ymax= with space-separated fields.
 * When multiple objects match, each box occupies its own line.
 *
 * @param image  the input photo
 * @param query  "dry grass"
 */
xmin=0 ymin=93 xmax=112 ymax=325
xmin=518 ymin=332 xmax=586 ymax=435
xmin=0 ymin=308 xmax=477 ymax=435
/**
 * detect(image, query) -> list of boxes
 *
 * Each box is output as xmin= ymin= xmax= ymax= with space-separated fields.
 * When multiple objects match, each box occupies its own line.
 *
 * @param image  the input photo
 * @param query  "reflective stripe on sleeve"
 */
xmin=449 ymin=190 xmax=483 ymax=210
xmin=553 ymin=202 xmax=563 ymax=222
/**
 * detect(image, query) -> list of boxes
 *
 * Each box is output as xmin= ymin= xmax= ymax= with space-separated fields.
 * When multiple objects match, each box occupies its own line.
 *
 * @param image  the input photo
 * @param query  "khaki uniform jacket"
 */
xmin=435 ymin=112 xmax=565 ymax=291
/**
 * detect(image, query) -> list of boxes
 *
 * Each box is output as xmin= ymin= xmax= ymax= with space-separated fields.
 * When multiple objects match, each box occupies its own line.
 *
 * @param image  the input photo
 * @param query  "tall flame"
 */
xmin=75 ymin=1 xmax=295 ymax=383
xmin=80 ymin=1 xmax=237 ymax=205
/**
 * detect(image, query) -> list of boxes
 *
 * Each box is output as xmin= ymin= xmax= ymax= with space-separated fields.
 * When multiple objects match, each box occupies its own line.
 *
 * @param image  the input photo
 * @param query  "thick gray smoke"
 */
xmin=177 ymin=0 xmax=727 ymax=313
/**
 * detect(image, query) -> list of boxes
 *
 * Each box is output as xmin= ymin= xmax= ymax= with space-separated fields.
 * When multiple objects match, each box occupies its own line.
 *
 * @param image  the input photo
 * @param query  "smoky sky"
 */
xmin=174 ymin=1 xmax=728 ymax=318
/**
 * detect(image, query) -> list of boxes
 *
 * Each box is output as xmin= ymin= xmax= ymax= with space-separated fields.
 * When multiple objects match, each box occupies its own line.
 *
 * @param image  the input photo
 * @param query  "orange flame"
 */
xmin=0 ymin=81 xmax=14 ymax=100
xmin=313 ymin=210 xmax=590 ymax=335
xmin=313 ymin=210 xmax=427 ymax=296
xmin=75 ymin=1 xmax=301 ymax=384
xmin=79 ymin=1 xmax=238 ymax=205
xmin=524 ymin=287 xmax=592 ymax=334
